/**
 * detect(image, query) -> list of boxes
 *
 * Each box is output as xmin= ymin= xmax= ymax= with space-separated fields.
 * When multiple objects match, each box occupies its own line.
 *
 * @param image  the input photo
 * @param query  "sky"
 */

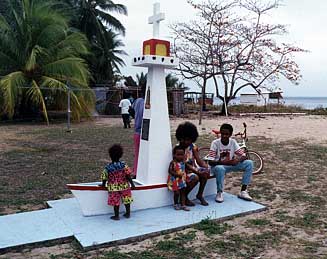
xmin=116 ymin=0 xmax=327 ymax=97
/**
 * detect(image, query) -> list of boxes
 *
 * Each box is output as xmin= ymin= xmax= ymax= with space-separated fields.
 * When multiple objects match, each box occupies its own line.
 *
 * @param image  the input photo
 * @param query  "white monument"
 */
xmin=133 ymin=2 xmax=179 ymax=185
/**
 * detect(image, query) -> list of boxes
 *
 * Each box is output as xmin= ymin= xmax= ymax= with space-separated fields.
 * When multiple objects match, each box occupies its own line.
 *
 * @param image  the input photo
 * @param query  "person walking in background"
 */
xmin=119 ymin=93 xmax=131 ymax=128
xmin=132 ymin=87 xmax=145 ymax=176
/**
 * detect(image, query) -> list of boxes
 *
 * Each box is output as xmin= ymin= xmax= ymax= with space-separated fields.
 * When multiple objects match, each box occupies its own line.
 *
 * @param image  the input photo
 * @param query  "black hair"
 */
xmin=220 ymin=123 xmax=233 ymax=135
xmin=173 ymin=145 xmax=185 ymax=155
xmin=123 ymin=92 xmax=130 ymax=99
xmin=140 ymin=85 xmax=146 ymax=98
xmin=109 ymin=144 xmax=123 ymax=162
xmin=175 ymin=121 xmax=199 ymax=143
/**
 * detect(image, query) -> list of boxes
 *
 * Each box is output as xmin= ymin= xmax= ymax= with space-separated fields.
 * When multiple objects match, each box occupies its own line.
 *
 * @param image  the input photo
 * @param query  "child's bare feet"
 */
xmin=123 ymin=213 xmax=130 ymax=218
xmin=110 ymin=215 xmax=120 ymax=220
xmin=181 ymin=206 xmax=190 ymax=211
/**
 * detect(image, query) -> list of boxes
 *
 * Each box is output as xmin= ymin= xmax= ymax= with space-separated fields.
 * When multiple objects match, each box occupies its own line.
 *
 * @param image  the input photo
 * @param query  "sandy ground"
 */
xmin=95 ymin=114 xmax=327 ymax=144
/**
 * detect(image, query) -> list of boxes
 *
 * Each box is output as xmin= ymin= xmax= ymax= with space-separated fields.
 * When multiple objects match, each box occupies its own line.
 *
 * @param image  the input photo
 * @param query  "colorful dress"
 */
xmin=101 ymin=161 xmax=133 ymax=206
xmin=167 ymin=161 xmax=187 ymax=191
xmin=185 ymin=143 xmax=210 ymax=180
xmin=184 ymin=143 xmax=199 ymax=182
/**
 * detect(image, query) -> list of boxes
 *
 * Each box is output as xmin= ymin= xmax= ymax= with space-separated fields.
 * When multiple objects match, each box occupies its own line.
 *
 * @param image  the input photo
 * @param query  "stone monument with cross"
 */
xmin=133 ymin=2 xmax=179 ymax=185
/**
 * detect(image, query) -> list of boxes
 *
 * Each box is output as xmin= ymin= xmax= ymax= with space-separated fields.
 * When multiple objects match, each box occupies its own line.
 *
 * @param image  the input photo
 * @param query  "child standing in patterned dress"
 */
xmin=167 ymin=146 xmax=190 ymax=211
xmin=101 ymin=144 xmax=135 ymax=220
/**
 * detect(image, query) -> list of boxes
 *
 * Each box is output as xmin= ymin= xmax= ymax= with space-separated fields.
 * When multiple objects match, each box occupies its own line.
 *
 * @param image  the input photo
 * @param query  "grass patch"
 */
xmin=245 ymin=218 xmax=272 ymax=227
xmin=101 ymin=249 xmax=165 ymax=259
xmin=207 ymin=230 xmax=285 ymax=258
xmin=155 ymin=239 xmax=201 ymax=258
xmin=194 ymin=218 xmax=232 ymax=236
xmin=273 ymin=210 xmax=293 ymax=223
xmin=0 ymin=125 xmax=134 ymax=209
xmin=172 ymin=231 xmax=196 ymax=242
xmin=156 ymin=240 xmax=180 ymax=251
xmin=290 ymin=213 xmax=322 ymax=229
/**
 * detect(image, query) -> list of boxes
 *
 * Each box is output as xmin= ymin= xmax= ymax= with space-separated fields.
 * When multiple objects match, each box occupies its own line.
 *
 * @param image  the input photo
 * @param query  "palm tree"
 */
xmin=165 ymin=73 xmax=186 ymax=89
xmin=136 ymin=72 xmax=147 ymax=88
xmin=0 ymin=0 xmax=94 ymax=123
xmin=89 ymin=30 xmax=127 ymax=84
xmin=64 ymin=0 xmax=128 ymax=85
xmin=165 ymin=73 xmax=179 ymax=89
xmin=72 ymin=0 xmax=127 ymax=40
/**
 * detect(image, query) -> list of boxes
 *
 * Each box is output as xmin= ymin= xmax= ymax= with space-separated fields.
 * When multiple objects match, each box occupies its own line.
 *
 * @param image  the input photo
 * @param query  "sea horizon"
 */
xmin=224 ymin=96 xmax=327 ymax=110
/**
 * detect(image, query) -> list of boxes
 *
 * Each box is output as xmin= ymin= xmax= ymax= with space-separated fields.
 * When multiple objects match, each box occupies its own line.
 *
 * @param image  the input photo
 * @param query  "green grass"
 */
xmin=207 ymin=230 xmax=287 ymax=258
xmin=172 ymin=231 xmax=196 ymax=242
xmin=194 ymin=218 xmax=232 ymax=236
xmin=0 ymin=125 xmax=135 ymax=209
xmin=245 ymin=218 xmax=272 ymax=227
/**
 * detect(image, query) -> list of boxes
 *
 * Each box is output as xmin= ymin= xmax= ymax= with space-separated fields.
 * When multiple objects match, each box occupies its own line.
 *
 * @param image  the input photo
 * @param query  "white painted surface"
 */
xmin=68 ymin=178 xmax=218 ymax=216
xmin=49 ymin=195 xmax=265 ymax=248
xmin=0 ymin=193 xmax=265 ymax=250
xmin=132 ymin=55 xmax=179 ymax=68
xmin=148 ymin=3 xmax=165 ymax=38
xmin=136 ymin=65 xmax=175 ymax=184
xmin=0 ymin=209 xmax=72 ymax=249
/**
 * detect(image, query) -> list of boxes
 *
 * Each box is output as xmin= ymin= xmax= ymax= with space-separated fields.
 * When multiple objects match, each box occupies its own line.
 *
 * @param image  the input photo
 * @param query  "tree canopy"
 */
xmin=0 ymin=0 xmax=95 ymax=123
xmin=171 ymin=0 xmax=306 ymax=114
xmin=66 ymin=0 xmax=128 ymax=85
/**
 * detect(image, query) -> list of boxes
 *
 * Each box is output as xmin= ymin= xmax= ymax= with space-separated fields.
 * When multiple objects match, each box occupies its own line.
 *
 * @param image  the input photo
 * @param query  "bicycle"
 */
xmin=199 ymin=122 xmax=264 ymax=175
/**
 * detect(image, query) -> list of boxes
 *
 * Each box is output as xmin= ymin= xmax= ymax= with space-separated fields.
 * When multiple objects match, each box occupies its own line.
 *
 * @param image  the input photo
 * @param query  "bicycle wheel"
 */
xmin=247 ymin=150 xmax=264 ymax=175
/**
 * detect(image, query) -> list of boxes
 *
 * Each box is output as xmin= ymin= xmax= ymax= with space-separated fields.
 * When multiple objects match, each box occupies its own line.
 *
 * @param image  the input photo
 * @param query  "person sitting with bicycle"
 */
xmin=207 ymin=123 xmax=253 ymax=203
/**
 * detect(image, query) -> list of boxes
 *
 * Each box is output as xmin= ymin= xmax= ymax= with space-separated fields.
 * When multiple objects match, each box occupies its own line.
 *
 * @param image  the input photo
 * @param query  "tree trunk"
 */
xmin=219 ymin=97 xmax=231 ymax=116
xmin=199 ymin=78 xmax=207 ymax=125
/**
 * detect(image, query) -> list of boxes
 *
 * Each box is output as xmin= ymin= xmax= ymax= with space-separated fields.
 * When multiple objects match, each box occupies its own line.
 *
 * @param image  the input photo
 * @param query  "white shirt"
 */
xmin=207 ymin=138 xmax=244 ymax=162
xmin=119 ymin=99 xmax=131 ymax=114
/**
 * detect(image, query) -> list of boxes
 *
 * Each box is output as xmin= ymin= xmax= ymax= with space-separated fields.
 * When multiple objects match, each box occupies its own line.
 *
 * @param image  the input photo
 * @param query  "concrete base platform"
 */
xmin=0 ymin=194 xmax=266 ymax=250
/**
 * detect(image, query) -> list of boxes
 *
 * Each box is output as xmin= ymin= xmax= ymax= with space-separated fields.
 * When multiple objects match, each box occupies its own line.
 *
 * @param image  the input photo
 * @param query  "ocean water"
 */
xmin=282 ymin=97 xmax=327 ymax=110
xmin=226 ymin=96 xmax=327 ymax=110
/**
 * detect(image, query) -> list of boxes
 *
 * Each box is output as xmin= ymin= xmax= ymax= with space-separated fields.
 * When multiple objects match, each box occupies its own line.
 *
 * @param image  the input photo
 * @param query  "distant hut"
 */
xmin=93 ymin=80 xmax=142 ymax=115
xmin=168 ymin=88 xmax=186 ymax=116
xmin=240 ymin=88 xmax=283 ymax=106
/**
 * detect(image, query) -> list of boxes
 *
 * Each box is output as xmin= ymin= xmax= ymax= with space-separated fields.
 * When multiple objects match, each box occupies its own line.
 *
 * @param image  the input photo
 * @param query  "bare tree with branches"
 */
xmin=171 ymin=0 xmax=306 ymax=115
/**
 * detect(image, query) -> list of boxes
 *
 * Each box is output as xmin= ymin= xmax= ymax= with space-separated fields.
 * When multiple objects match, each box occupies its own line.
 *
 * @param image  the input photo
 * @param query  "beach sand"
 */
xmin=96 ymin=114 xmax=327 ymax=144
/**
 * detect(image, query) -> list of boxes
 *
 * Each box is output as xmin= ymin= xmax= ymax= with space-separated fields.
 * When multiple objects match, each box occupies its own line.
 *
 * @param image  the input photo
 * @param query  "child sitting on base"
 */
xmin=101 ymin=144 xmax=135 ymax=220
xmin=167 ymin=146 xmax=190 ymax=211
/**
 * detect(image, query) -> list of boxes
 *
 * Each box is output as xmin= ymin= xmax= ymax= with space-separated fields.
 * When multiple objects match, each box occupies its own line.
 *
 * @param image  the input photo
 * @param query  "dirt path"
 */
xmin=96 ymin=115 xmax=327 ymax=143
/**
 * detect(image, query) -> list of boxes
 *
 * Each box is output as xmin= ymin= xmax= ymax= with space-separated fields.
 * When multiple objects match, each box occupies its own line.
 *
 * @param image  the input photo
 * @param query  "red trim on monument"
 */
xmin=67 ymin=183 xmax=168 ymax=191
xmin=67 ymin=175 xmax=215 ymax=191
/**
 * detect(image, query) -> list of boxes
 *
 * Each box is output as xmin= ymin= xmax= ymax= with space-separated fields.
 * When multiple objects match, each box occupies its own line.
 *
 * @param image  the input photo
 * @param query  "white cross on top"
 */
xmin=148 ymin=2 xmax=165 ymax=38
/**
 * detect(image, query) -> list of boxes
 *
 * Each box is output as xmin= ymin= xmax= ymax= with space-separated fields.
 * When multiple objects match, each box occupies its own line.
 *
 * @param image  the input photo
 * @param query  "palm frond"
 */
xmin=0 ymin=71 xmax=26 ymax=118
xmin=26 ymin=79 xmax=49 ymax=124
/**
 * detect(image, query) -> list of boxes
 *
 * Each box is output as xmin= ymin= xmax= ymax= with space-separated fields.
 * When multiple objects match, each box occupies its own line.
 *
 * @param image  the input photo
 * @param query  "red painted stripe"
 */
xmin=67 ymin=176 xmax=216 ymax=192
xmin=67 ymin=183 xmax=168 ymax=191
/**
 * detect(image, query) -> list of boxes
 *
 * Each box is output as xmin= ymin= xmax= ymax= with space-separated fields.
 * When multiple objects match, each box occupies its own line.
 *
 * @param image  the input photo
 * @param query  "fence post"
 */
xmin=67 ymin=82 xmax=72 ymax=133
